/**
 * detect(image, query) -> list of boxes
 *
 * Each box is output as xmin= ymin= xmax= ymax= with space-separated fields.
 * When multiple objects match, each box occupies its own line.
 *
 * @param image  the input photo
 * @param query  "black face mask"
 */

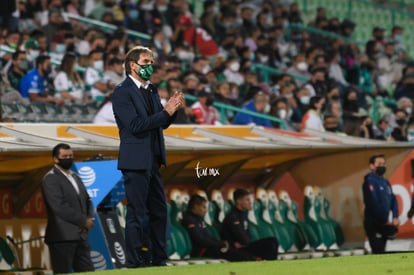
xmin=206 ymin=98 xmax=214 ymax=107
xmin=375 ymin=166 xmax=386 ymax=176
xmin=58 ymin=158 xmax=74 ymax=170
xmin=396 ymin=118 xmax=406 ymax=126
xmin=331 ymin=95 xmax=340 ymax=101
xmin=43 ymin=66 xmax=52 ymax=76
xmin=325 ymin=127 xmax=338 ymax=132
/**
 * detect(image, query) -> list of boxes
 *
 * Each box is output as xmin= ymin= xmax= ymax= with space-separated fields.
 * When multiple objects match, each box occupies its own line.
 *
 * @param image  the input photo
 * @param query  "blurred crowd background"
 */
xmin=1 ymin=0 xmax=414 ymax=142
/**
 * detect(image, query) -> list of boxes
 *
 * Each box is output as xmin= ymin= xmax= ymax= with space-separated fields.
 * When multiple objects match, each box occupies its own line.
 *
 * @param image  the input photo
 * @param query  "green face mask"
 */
xmin=136 ymin=63 xmax=153 ymax=80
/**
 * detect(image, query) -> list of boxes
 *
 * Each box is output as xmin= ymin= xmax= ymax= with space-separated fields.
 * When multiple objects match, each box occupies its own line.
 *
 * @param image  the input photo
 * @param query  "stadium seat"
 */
xmin=168 ymin=189 xmax=192 ymax=259
xmin=0 ymin=236 xmax=46 ymax=272
xmin=247 ymin=192 xmax=276 ymax=242
xmin=267 ymin=189 xmax=304 ymax=253
xmin=256 ymin=188 xmax=293 ymax=253
xmin=278 ymin=190 xmax=320 ymax=255
xmin=303 ymin=186 xmax=337 ymax=251
xmin=314 ymin=187 xmax=344 ymax=247
xmin=210 ymin=189 xmax=231 ymax=224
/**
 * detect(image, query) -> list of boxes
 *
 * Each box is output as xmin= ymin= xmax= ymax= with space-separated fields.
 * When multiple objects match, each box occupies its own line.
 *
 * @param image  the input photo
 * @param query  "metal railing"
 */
xmin=184 ymin=94 xmax=287 ymax=129
xmin=62 ymin=12 xmax=151 ymax=41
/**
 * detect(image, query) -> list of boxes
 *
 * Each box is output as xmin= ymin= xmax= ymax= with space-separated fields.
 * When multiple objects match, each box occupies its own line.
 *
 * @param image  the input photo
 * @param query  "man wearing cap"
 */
xmin=24 ymin=39 xmax=40 ymax=68
xmin=362 ymin=154 xmax=399 ymax=254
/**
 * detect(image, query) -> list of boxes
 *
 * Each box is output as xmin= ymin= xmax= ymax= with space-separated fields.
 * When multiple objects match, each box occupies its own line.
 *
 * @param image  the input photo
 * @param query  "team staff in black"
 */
xmin=112 ymin=46 xmax=184 ymax=268
xmin=220 ymin=189 xmax=278 ymax=260
xmin=362 ymin=154 xmax=399 ymax=254
xmin=181 ymin=195 xmax=255 ymax=262
xmin=41 ymin=143 xmax=95 ymax=274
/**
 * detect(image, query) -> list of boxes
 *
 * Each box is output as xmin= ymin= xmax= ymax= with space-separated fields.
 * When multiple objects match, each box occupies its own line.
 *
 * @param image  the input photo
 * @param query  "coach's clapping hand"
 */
xmin=164 ymin=91 xmax=185 ymax=116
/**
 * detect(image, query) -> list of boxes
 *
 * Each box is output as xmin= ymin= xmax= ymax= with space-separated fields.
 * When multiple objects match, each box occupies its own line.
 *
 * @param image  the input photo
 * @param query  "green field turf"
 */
xmin=83 ymin=253 xmax=414 ymax=275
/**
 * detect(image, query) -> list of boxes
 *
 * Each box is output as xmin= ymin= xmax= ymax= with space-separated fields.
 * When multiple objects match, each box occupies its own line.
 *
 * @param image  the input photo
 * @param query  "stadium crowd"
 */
xmin=1 ymin=0 xmax=414 ymax=141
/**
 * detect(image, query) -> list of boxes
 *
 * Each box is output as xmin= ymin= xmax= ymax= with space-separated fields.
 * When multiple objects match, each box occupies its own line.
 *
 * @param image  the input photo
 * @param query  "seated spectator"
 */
xmin=172 ymin=14 xmax=219 ymax=57
xmin=359 ymin=116 xmax=376 ymax=139
xmin=7 ymin=50 xmax=28 ymax=90
xmin=342 ymin=88 xmax=364 ymax=136
xmin=24 ymin=38 xmax=41 ymax=69
xmin=233 ymin=91 xmax=272 ymax=127
xmin=53 ymin=52 xmax=87 ymax=104
xmin=325 ymin=100 xmax=343 ymax=131
xmin=377 ymin=42 xmax=399 ymax=93
xmin=181 ymin=194 xmax=255 ymax=262
xmin=301 ymin=95 xmax=325 ymax=132
xmin=286 ymin=53 xmax=311 ymax=87
xmin=323 ymin=114 xmax=341 ymax=133
xmin=221 ymin=189 xmax=278 ymax=261
xmin=0 ymin=71 xmax=25 ymax=104
xmin=84 ymin=49 xmax=113 ymax=102
xmin=93 ymin=94 xmax=115 ymax=124
xmin=19 ymin=55 xmax=63 ymax=105
xmin=270 ymin=97 xmax=297 ymax=131
xmin=391 ymin=108 xmax=408 ymax=141
xmin=223 ymin=56 xmax=244 ymax=86
xmin=303 ymin=67 xmax=329 ymax=97
xmin=374 ymin=117 xmax=392 ymax=141
xmin=191 ymin=90 xmax=218 ymax=125
xmin=407 ymin=117 xmax=414 ymax=142
xmin=104 ymin=56 xmax=125 ymax=85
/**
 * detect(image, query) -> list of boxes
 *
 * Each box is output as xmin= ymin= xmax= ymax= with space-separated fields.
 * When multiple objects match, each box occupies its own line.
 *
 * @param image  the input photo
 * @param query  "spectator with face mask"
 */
xmin=223 ymin=56 xmax=244 ymax=86
xmin=286 ymin=53 xmax=311 ymax=87
xmin=342 ymin=88 xmax=364 ymax=136
xmin=303 ymin=67 xmax=329 ymax=97
xmin=270 ymin=97 xmax=296 ymax=131
xmin=84 ymin=49 xmax=113 ymax=103
xmin=391 ymin=108 xmax=408 ymax=141
xmin=7 ymin=50 xmax=28 ymax=91
xmin=359 ymin=116 xmax=376 ymax=139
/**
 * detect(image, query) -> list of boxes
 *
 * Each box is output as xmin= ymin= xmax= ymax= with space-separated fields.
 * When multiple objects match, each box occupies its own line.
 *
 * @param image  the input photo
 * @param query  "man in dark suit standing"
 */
xmin=42 ymin=143 xmax=95 ymax=274
xmin=112 ymin=45 xmax=184 ymax=268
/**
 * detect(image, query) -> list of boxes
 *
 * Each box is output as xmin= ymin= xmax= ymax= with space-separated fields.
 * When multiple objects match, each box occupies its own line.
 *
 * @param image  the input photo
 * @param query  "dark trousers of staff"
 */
xmin=123 ymin=159 xmax=167 ymax=267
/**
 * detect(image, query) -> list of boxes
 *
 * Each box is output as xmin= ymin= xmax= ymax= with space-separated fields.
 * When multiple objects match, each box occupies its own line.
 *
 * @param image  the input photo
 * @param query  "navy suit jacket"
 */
xmin=112 ymin=76 xmax=175 ymax=170
xmin=42 ymin=166 xmax=94 ymax=244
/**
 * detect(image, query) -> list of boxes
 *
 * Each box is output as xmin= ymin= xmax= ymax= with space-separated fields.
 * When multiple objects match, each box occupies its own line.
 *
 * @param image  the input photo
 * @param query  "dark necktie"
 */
xmin=141 ymin=87 xmax=154 ymax=114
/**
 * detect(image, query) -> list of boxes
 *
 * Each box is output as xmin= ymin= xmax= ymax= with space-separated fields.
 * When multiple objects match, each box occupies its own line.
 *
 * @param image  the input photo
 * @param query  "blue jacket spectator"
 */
xmin=19 ymin=55 xmax=63 ymax=104
xmin=233 ymin=92 xmax=273 ymax=127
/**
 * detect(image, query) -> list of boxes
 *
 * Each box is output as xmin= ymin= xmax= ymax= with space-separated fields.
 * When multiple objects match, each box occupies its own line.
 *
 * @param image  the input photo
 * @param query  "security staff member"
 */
xmin=362 ymin=154 xmax=399 ymax=254
xmin=221 ymin=189 xmax=278 ymax=260
xmin=181 ymin=194 xmax=255 ymax=262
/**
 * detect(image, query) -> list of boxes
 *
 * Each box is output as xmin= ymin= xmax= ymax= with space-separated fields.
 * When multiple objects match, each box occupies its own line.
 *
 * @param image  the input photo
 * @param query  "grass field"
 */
xmin=82 ymin=253 xmax=414 ymax=275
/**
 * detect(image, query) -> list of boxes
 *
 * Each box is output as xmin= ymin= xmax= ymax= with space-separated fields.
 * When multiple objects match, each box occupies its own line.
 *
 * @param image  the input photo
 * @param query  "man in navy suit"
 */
xmin=42 ymin=143 xmax=95 ymax=274
xmin=112 ymin=45 xmax=184 ymax=267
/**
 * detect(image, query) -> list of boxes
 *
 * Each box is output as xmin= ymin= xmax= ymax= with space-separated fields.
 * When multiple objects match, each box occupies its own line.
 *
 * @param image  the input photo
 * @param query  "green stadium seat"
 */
xmin=168 ymin=189 xmax=192 ymax=259
xmin=304 ymin=186 xmax=338 ymax=250
xmin=256 ymin=188 xmax=294 ymax=253
xmin=278 ymin=190 xmax=320 ymax=253
xmin=314 ymin=187 xmax=345 ymax=247
xmin=267 ymin=189 xmax=307 ymax=252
